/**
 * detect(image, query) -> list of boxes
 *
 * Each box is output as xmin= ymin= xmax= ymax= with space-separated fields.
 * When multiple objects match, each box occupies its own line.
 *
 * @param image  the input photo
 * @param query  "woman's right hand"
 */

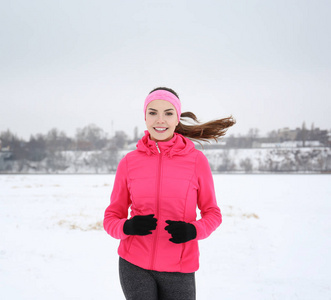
xmin=123 ymin=214 xmax=157 ymax=236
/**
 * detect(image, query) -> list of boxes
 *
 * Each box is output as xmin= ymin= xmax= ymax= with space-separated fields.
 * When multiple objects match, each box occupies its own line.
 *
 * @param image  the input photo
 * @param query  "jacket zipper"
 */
xmin=155 ymin=142 xmax=160 ymax=153
xmin=151 ymin=142 xmax=161 ymax=269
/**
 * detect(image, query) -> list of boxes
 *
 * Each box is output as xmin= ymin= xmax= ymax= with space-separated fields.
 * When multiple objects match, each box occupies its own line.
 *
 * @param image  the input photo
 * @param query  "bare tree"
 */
xmin=75 ymin=124 xmax=108 ymax=150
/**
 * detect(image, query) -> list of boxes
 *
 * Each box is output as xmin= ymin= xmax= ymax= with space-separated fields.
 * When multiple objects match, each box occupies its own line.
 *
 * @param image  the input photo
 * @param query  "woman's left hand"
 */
xmin=165 ymin=220 xmax=197 ymax=244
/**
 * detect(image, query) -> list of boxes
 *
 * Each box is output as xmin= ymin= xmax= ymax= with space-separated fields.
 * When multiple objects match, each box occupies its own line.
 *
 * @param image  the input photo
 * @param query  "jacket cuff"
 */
xmin=104 ymin=218 xmax=130 ymax=240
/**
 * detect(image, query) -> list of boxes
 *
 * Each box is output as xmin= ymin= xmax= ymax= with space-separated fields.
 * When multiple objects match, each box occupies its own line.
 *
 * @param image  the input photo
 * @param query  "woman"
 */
xmin=104 ymin=87 xmax=235 ymax=300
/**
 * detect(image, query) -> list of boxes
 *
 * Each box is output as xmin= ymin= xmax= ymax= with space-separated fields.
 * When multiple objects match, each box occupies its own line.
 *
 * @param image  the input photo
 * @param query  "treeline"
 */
xmin=1 ymin=123 xmax=330 ymax=155
xmin=210 ymin=125 xmax=330 ymax=149
xmin=0 ymin=124 xmax=132 ymax=154
xmin=1 ymin=123 xmax=330 ymax=173
xmin=0 ymin=124 xmax=132 ymax=173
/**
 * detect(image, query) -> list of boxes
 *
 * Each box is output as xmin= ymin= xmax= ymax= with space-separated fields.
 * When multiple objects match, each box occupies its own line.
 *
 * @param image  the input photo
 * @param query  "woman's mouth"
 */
xmin=154 ymin=127 xmax=168 ymax=133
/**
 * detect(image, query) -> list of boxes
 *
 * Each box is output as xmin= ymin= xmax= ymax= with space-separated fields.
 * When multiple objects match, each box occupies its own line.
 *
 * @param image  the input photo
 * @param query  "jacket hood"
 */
xmin=136 ymin=131 xmax=195 ymax=157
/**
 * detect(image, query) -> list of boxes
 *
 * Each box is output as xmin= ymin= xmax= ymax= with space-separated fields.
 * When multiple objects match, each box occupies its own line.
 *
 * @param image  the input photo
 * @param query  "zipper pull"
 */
xmin=155 ymin=142 xmax=161 ymax=153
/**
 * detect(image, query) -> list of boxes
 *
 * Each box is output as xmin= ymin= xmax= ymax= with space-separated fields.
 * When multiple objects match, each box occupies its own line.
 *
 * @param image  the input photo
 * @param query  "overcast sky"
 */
xmin=1 ymin=0 xmax=330 ymax=140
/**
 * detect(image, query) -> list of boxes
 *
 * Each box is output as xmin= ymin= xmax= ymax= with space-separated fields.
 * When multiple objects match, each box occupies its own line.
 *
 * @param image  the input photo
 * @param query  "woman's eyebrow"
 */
xmin=148 ymin=108 xmax=174 ymax=111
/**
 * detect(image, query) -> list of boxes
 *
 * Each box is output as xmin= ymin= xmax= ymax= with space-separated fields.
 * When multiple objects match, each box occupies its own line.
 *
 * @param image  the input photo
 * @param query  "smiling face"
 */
xmin=145 ymin=100 xmax=179 ymax=142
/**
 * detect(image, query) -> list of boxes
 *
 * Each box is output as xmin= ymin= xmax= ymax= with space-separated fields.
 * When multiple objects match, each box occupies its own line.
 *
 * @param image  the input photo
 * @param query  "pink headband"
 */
xmin=144 ymin=90 xmax=181 ymax=122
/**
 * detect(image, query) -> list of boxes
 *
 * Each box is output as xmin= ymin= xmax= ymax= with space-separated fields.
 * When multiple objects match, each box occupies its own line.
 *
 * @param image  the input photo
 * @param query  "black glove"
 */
xmin=165 ymin=220 xmax=197 ymax=244
xmin=123 ymin=214 xmax=157 ymax=236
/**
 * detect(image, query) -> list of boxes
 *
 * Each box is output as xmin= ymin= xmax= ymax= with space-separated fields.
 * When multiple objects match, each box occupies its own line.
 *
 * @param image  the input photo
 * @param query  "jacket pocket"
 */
xmin=180 ymin=244 xmax=185 ymax=261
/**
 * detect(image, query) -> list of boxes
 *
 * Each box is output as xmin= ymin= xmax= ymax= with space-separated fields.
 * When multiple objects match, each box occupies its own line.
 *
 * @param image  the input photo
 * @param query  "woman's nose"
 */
xmin=156 ymin=115 xmax=165 ymax=123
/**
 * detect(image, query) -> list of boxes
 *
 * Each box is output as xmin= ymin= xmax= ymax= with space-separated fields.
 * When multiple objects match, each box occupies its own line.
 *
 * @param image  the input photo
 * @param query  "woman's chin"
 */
xmin=149 ymin=131 xmax=174 ymax=142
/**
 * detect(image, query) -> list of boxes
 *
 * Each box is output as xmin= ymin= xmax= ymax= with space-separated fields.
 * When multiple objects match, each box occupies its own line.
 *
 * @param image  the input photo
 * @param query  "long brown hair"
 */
xmin=149 ymin=87 xmax=236 ymax=143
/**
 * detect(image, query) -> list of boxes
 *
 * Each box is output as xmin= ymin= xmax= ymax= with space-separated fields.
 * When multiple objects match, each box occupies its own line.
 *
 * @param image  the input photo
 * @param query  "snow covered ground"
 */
xmin=1 ymin=174 xmax=330 ymax=299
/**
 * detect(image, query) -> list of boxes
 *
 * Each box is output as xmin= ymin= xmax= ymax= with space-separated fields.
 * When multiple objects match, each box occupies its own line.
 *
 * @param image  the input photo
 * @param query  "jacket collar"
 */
xmin=136 ymin=131 xmax=195 ymax=157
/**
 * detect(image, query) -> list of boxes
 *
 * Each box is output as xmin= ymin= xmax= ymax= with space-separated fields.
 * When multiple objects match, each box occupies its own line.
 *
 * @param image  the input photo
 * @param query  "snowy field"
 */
xmin=1 ymin=174 xmax=330 ymax=300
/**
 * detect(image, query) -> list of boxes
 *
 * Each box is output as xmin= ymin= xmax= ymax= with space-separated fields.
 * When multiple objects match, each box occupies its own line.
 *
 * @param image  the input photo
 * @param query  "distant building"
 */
xmin=277 ymin=127 xmax=297 ymax=141
xmin=328 ymin=130 xmax=331 ymax=147
xmin=0 ymin=139 xmax=10 ymax=152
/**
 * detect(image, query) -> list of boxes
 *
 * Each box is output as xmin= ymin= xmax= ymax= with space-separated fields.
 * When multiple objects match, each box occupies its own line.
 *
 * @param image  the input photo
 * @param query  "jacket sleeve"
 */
xmin=191 ymin=151 xmax=222 ymax=240
xmin=103 ymin=156 xmax=131 ymax=240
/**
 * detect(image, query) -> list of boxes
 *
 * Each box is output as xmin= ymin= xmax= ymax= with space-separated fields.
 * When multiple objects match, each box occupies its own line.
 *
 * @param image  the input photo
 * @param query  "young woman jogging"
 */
xmin=104 ymin=87 xmax=235 ymax=299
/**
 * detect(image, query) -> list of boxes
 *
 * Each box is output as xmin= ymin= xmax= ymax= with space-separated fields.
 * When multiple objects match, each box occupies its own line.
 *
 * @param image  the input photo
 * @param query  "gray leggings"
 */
xmin=119 ymin=257 xmax=196 ymax=300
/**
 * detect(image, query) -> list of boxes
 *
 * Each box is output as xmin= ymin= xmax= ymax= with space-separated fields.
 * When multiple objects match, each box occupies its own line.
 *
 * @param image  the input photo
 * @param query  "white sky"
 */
xmin=1 ymin=0 xmax=330 ymax=140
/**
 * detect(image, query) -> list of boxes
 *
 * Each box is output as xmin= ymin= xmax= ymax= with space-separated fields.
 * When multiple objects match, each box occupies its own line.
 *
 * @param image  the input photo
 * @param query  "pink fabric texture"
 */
xmin=144 ymin=90 xmax=182 ymax=122
xmin=103 ymin=131 xmax=222 ymax=273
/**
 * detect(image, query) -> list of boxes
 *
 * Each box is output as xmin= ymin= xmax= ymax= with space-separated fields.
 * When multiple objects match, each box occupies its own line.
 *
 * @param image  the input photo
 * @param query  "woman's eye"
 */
xmin=166 ymin=112 xmax=173 ymax=116
xmin=149 ymin=112 xmax=157 ymax=115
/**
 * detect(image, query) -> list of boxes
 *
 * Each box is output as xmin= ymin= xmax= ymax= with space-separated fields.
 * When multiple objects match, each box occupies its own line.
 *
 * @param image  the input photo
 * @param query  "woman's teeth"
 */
xmin=154 ymin=127 xmax=167 ymax=131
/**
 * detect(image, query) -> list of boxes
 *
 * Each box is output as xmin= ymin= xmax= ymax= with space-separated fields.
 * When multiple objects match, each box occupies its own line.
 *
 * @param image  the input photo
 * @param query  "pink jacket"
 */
xmin=103 ymin=131 xmax=222 ymax=273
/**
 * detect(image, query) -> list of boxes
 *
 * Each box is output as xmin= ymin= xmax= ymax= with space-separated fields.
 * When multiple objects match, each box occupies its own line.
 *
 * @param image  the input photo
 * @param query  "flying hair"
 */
xmin=149 ymin=87 xmax=236 ymax=143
